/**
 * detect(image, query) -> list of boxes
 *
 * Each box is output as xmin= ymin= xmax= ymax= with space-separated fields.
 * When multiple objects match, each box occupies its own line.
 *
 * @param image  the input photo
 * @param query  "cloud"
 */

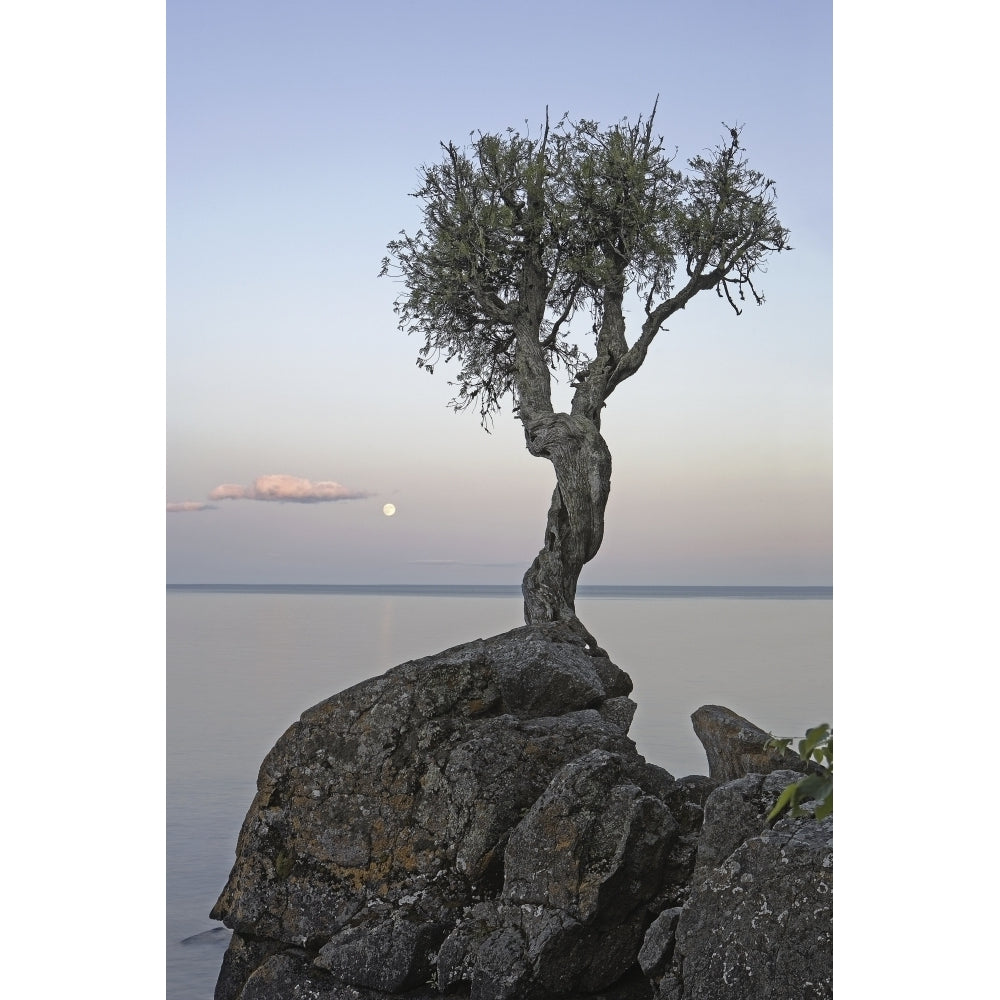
xmin=208 ymin=483 xmax=252 ymax=500
xmin=167 ymin=501 xmax=217 ymax=513
xmin=208 ymin=474 xmax=370 ymax=504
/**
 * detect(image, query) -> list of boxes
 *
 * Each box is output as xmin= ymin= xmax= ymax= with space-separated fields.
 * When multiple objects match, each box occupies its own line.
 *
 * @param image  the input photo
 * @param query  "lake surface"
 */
xmin=166 ymin=585 xmax=831 ymax=1000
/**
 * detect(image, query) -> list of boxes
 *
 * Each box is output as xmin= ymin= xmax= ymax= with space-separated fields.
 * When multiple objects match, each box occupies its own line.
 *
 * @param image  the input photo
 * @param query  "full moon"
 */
xmin=382 ymin=503 xmax=396 ymax=517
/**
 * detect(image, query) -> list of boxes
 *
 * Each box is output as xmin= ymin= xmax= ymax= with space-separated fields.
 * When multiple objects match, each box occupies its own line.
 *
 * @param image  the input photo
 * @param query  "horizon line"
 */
xmin=166 ymin=581 xmax=833 ymax=591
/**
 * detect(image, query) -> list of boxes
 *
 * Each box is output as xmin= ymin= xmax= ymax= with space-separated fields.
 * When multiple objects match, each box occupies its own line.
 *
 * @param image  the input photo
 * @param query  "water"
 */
xmin=166 ymin=585 xmax=832 ymax=1000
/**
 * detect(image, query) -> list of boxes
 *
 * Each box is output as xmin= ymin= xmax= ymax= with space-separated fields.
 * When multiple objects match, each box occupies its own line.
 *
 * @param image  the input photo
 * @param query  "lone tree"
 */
xmin=382 ymin=105 xmax=789 ymax=634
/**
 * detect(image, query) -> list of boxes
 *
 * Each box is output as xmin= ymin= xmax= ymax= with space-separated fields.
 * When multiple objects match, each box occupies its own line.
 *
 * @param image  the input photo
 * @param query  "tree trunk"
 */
xmin=520 ymin=413 xmax=612 ymax=629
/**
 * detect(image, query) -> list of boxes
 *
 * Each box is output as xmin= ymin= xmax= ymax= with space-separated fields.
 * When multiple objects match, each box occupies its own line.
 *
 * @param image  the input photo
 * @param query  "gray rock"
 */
xmin=237 ymin=946 xmax=656 ymax=1000
xmin=440 ymin=750 xmax=679 ymax=998
xmin=236 ymin=949 xmax=440 ymax=999
xmin=637 ymin=907 xmax=682 ymax=977
xmin=691 ymin=770 xmax=803 ymax=882
xmin=214 ymin=933 xmax=283 ymax=1000
xmin=472 ymin=925 xmax=533 ymax=1000
xmin=656 ymin=775 xmax=717 ymax=909
xmin=598 ymin=695 xmax=638 ymax=733
xmin=690 ymin=705 xmax=814 ymax=783
xmin=502 ymin=750 xmax=676 ymax=924
xmin=641 ymin=767 xmax=832 ymax=999
xmin=211 ymin=624 xmax=655 ymax=1000
xmin=313 ymin=906 xmax=446 ymax=992
xmin=433 ymin=900 xmax=496 ymax=992
xmin=665 ymin=815 xmax=833 ymax=1000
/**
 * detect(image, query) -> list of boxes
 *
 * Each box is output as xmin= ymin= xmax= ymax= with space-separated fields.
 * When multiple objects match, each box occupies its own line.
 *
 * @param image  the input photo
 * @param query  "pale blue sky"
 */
xmin=167 ymin=0 xmax=832 ymax=584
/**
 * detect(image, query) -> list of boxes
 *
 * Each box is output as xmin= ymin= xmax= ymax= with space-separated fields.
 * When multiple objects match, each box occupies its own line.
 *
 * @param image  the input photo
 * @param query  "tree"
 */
xmin=381 ymin=104 xmax=789 ymax=637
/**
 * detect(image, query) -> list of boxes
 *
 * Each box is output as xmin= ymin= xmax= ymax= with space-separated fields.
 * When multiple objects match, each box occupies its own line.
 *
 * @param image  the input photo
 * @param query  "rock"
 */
xmin=502 ymin=750 xmax=676 ymax=924
xmin=690 ymin=705 xmax=814 ymax=782
xmin=236 ymin=949 xmax=440 ymax=999
xmin=237 ymin=947 xmax=656 ymax=1000
xmin=211 ymin=624 xmax=666 ymax=1000
xmin=662 ymin=816 xmax=833 ymax=1000
xmin=651 ymin=774 xmax=833 ymax=1000
xmin=210 ymin=625 xmax=832 ymax=1000
xmin=656 ymin=776 xmax=717 ymax=909
xmin=214 ymin=933 xmax=283 ymax=1000
xmin=471 ymin=924 xmax=533 ymax=1000
xmin=690 ymin=770 xmax=803 ymax=882
xmin=438 ymin=750 xmax=680 ymax=998
xmin=637 ymin=907 xmax=682 ymax=978
xmin=313 ymin=905 xmax=447 ymax=992
xmin=598 ymin=695 xmax=638 ymax=733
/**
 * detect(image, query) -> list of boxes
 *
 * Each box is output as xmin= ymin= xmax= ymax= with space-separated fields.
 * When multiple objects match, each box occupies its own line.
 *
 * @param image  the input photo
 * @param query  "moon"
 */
xmin=382 ymin=503 xmax=396 ymax=517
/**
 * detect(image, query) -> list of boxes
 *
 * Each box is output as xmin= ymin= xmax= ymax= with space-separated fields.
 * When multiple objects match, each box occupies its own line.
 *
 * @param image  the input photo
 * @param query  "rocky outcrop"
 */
xmin=677 ymin=817 xmax=832 ymax=999
xmin=212 ymin=624 xmax=695 ymax=1000
xmin=690 ymin=705 xmax=814 ymax=783
xmin=211 ymin=627 xmax=832 ymax=1000
xmin=646 ymin=773 xmax=833 ymax=1000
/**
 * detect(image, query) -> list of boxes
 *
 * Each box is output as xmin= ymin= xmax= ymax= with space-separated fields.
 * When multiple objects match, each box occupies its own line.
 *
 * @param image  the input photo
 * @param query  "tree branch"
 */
xmin=605 ymin=266 xmax=722 ymax=396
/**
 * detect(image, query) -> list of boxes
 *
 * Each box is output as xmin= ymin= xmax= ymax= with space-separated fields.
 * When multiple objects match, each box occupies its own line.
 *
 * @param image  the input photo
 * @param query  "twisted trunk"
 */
xmin=520 ymin=413 xmax=612 ymax=628
xmin=512 ymin=134 xmax=619 ymax=633
xmin=516 ymin=271 xmax=720 ymax=628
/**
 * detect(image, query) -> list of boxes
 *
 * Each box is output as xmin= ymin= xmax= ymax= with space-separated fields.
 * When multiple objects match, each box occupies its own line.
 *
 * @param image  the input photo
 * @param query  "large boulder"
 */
xmin=646 ymin=772 xmax=833 ymax=1000
xmin=690 ymin=705 xmax=813 ymax=783
xmin=211 ymin=624 xmax=686 ymax=1000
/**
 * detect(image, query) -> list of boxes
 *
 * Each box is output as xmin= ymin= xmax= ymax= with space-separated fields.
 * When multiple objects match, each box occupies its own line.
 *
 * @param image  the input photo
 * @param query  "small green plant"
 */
xmin=764 ymin=724 xmax=832 ymax=823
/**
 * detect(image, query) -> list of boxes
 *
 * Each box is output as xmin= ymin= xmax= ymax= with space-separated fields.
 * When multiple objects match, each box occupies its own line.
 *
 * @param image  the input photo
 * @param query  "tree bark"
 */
xmin=520 ymin=413 xmax=612 ymax=629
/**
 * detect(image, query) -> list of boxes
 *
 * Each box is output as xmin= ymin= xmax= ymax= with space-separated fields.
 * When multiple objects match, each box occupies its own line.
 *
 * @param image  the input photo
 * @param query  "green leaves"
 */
xmin=764 ymin=724 xmax=833 ymax=824
xmin=799 ymin=724 xmax=833 ymax=768
xmin=382 ymin=109 xmax=788 ymax=426
xmin=765 ymin=736 xmax=794 ymax=756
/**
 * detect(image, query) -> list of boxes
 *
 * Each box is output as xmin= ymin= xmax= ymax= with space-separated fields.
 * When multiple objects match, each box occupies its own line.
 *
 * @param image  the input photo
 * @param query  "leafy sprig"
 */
xmin=764 ymin=724 xmax=832 ymax=823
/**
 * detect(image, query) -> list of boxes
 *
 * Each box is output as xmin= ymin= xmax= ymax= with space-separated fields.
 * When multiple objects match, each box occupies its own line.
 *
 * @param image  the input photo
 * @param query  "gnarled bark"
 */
xmin=520 ymin=413 xmax=611 ymax=628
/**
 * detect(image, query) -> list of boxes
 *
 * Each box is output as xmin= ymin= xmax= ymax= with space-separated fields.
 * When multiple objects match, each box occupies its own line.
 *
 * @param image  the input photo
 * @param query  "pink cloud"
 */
xmin=208 ymin=474 xmax=370 ymax=504
xmin=208 ymin=483 xmax=252 ymax=501
xmin=167 ymin=501 xmax=217 ymax=512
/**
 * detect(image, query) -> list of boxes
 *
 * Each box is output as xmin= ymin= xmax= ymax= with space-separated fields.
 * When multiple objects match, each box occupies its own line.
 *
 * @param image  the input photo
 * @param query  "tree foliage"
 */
xmin=381 ymin=103 xmax=790 ymax=427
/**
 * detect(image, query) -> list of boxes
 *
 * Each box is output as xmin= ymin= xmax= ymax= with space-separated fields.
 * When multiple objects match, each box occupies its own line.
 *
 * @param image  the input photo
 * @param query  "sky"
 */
xmin=167 ymin=0 xmax=832 ymax=585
